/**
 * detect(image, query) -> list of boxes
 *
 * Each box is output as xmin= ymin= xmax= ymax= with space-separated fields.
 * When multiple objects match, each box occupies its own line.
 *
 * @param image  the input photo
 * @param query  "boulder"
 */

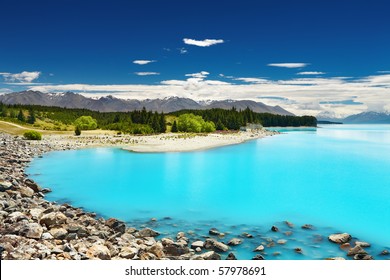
xmin=19 ymin=186 xmax=35 ymax=197
xmin=328 ymin=233 xmax=352 ymax=244
xmin=209 ymin=228 xmax=220 ymax=236
xmin=241 ymin=232 xmax=253 ymax=238
xmin=226 ymin=252 xmax=237 ymax=260
xmin=29 ymin=208 xmax=43 ymax=220
xmin=271 ymin=226 xmax=279 ymax=232
xmin=0 ymin=181 xmax=13 ymax=192
xmin=40 ymin=212 xmax=67 ymax=229
xmin=198 ymin=251 xmax=221 ymax=260
xmin=119 ymin=247 xmax=139 ymax=259
xmin=204 ymin=239 xmax=229 ymax=252
xmin=138 ymin=228 xmax=159 ymax=238
xmin=301 ymin=224 xmax=314 ymax=230
xmin=50 ymin=227 xmax=68 ymax=240
xmin=163 ymin=243 xmax=190 ymax=256
xmin=190 ymin=241 xmax=204 ymax=249
xmin=228 ymin=238 xmax=242 ymax=246
xmin=355 ymin=241 xmax=371 ymax=248
xmin=254 ymin=245 xmax=265 ymax=252
xmin=24 ymin=179 xmax=42 ymax=193
xmin=105 ymin=218 xmax=126 ymax=234
xmin=149 ymin=242 xmax=165 ymax=258
xmin=24 ymin=223 xmax=43 ymax=239
xmin=380 ymin=250 xmax=389 ymax=255
xmin=354 ymin=254 xmax=373 ymax=260
xmin=252 ymin=254 xmax=265 ymax=260
xmin=347 ymin=245 xmax=367 ymax=256
xmin=86 ymin=245 xmax=111 ymax=260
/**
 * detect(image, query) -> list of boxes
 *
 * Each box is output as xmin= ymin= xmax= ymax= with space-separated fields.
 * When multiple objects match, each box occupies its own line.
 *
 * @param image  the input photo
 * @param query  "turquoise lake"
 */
xmin=26 ymin=125 xmax=390 ymax=259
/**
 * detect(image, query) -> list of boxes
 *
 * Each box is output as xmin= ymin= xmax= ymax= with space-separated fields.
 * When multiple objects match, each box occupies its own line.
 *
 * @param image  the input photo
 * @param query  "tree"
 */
xmin=27 ymin=109 xmax=36 ymax=124
xmin=75 ymin=126 xmax=81 ymax=136
xmin=74 ymin=116 xmax=98 ymax=130
xmin=159 ymin=113 xmax=166 ymax=133
xmin=177 ymin=113 xmax=216 ymax=133
xmin=171 ymin=120 xmax=178 ymax=132
xmin=23 ymin=130 xmax=42 ymax=140
xmin=17 ymin=109 xmax=25 ymax=122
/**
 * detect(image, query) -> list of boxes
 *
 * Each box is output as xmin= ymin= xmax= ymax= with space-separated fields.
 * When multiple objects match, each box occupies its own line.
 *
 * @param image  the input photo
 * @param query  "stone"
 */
xmin=19 ymin=186 xmax=35 ymax=197
xmin=328 ymin=233 xmax=352 ymax=244
xmin=176 ymin=232 xmax=186 ymax=240
xmin=326 ymin=257 xmax=346 ymax=260
xmin=204 ymin=239 xmax=229 ymax=252
xmin=284 ymin=231 xmax=293 ymax=236
xmin=105 ymin=218 xmax=126 ymax=234
xmin=277 ymin=239 xmax=287 ymax=245
xmin=355 ymin=241 xmax=371 ymax=248
xmin=119 ymin=247 xmax=139 ymax=259
xmin=380 ymin=250 xmax=389 ymax=255
xmin=241 ymin=232 xmax=253 ymax=238
xmin=347 ymin=245 xmax=367 ymax=256
xmin=228 ymin=238 xmax=243 ymax=246
xmin=252 ymin=254 xmax=265 ymax=260
xmin=301 ymin=224 xmax=314 ymax=230
xmin=340 ymin=243 xmax=351 ymax=250
xmin=198 ymin=251 xmax=221 ymax=260
xmin=0 ymin=181 xmax=13 ymax=191
xmin=226 ymin=252 xmax=237 ymax=260
xmin=24 ymin=223 xmax=43 ymax=239
xmin=161 ymin=238 xmax=175 ymax=246
xmin=254 ymin=245 xmax=265 ymax=252
xmin=87 ymin=245 xmax=111 ymax=260
xmin=50 ymin=227 xmax=68 ymax=240
xmin=138 ymin=228 xmax=159 ymax=238
xmin=29 ymin=208 xmax=43 ymax=220
xmin=285 ymin=221 xmax=294 ymax=228
xmin=195 ymin=247 xmax=201 ymax=253
xmin=354 ymin=254 xmax=373 ymax=260
xmin=149 ymin=242 xmax=165 ymax=258
xmin=41 ymin=232 xmax=53 ymax=240
xmin=190 ymin=241 xmax=204 ymax=249
xmin=209 ymin=228 xmax=220 ymax=236
xmin=294 ymin=248 xmax=303 ymax=254
xmin=24 ymin=179 xmax=42 ymax=193
xmin=163 ymin=243 xmax=190 ymax=256
xmin=271 ymin=226 xmax=279 ymax=232
xmin=40 ymin=212 xmax=67 ymax=229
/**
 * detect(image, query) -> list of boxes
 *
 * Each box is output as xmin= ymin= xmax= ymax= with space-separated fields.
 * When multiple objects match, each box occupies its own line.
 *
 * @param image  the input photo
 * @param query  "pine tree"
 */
xmin=27 ymin=109 xmax=36 ymax=124
xmin=171 ymin=120 xmax=178 ymax=132
xmin=159 ymin=113 xmax=166 ymax=133
xmin=17 ymin=109 xmax=25 ymax=122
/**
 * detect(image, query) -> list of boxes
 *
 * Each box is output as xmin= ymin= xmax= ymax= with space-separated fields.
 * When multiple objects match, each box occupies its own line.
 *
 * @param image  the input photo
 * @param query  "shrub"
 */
xmin=177 ymin=114 xmax=216 ymax=133
xmin=74 ymin=116 xmax=98 ymax=130
xmin=75 ymin=126 xmax=81 ymax=136
xmin=23 ymin=130 xmax=42 ymax=140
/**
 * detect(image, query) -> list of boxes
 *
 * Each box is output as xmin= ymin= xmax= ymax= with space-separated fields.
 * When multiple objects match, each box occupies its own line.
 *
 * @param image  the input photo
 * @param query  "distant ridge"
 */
xmin=318 ymin=111 xmax=390 ymax=124
xmin=0 ymin=91 xmax=294 ymax=115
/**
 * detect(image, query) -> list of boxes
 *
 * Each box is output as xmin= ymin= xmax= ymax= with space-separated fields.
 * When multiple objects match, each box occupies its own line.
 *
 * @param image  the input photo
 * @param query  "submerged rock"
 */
xmin=254 ymin=245 xmax=265 ymax=252
xmin=209 ymin=228 xmax=220 ymax=236
xmin=226 ymin=252 xmax=237 ymax=260
xmin=347 ymin=245 xmax=367 ymax=256
xmin=301 ymin=224 xmax=314 ymax=230
xmin=252 ymin=254 xmax=265 ymax=260
xmin=228 ymin=238 xmax=242 ymax=246
xmin=138 ymin=227 xmax=159 ymax=238
xmin=204 ymin=239 xmax=229 ymax=252
xmin=271 ymin=226 xmax=279 ymax=232
xmin=190 ymin=241 xmax=204 ymax=249
xmin=328 ymin=233 xmax=352 ymax=244
xmin=355 ymin=241 xmax=371 ymax=248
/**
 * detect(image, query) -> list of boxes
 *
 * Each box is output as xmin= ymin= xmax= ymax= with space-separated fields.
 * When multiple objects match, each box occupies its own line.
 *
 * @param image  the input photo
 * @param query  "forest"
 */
xmin=0 ymin=102 xmax=317 ymax=134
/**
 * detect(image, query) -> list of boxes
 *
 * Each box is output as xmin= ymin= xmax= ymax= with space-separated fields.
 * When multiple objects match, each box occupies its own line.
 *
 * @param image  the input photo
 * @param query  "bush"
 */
xmin=74 ymin=116 xmax=98 ymax=130
xmin=23 ymin=130 xmax=42 ymax=140
xmin=177 ymin=114 xmax=216 ymax=133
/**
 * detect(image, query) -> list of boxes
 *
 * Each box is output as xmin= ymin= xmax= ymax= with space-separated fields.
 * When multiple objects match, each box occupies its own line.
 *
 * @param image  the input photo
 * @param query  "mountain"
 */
xmin=318 ymin=111 xmax=390 ymax=124
xmin=0 ymin=91 xmax=294 ymax=115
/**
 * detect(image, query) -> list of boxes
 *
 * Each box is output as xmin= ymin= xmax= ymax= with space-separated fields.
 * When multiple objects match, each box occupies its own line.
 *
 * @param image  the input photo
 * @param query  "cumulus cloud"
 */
xmin=268 ymin=63 xmax=308 ymax=68
xmin=27 ymin=72 xmax=390 ymax=118
xmin=297 ymin=71 xmax=326 ymax=75
xmin=0 ymin=71 xmax=41 ymax=83
xmin=133 ymin=60 xmax=156 ymax=65
xmin=134 ymin=72 xmax=160 ymax=76
xmin=183 ymin=38 xmax=224 ymax=47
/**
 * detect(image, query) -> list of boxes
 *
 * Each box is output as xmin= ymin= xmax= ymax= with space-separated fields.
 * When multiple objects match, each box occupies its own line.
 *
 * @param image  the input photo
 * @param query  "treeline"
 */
xmin=171 ymin=107 xmax=317 ymax=129
xmin=0 ymin=103 xmax=166 ymax=134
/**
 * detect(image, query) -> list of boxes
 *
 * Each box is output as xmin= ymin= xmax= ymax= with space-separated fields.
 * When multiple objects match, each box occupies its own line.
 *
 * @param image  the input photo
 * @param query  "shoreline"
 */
xmin=1 ymin=131 xmax=388 ymax=260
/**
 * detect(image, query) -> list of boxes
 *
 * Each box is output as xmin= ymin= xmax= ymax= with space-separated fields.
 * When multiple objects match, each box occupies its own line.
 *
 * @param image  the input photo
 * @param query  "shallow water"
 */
xmin=27 ymin=125 xmax=390 ymax=259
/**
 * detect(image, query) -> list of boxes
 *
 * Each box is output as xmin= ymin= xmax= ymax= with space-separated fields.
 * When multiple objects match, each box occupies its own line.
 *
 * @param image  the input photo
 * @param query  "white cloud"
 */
xmin=178 ymin=48 xmax=188 ymax=54
xmin=297 ymin=71 xmax=326 ymax=75
xmin=1 ymin=71 xmax=41 ymax=83
xmin=134 ymin=72 xmax=160 ymax=76
xmin=133 ymin=60 xmax=156 ymax=65
xmin=183 ymin=38 xmax=224 ymax=47
xmin=268 ymin=63 xmax=308 ymax=68
xmin=27 ymin=72 xmax=390 ymax=118
xmin=0 ymin=88 xmax=12 ymax=94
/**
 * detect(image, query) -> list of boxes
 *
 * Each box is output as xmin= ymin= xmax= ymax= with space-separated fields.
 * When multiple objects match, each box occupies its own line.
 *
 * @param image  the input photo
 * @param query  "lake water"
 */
xmin=27 ymin=125 xmax=390 ymax=259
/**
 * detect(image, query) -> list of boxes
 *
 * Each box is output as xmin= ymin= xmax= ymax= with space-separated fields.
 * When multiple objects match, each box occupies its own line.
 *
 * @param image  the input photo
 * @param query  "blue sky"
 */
xmin=1 ymin=0 xmax=390 ymax=117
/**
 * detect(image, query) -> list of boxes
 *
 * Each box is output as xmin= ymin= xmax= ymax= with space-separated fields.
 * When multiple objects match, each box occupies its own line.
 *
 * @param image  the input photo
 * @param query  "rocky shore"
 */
xmin=1 ymin=132 xmax=389 ymax=260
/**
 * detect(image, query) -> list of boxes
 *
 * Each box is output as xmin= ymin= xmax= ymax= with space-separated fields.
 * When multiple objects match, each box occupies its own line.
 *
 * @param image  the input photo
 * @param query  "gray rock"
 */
xmin=326 ymin=257 xmax=346 ymax=260
xmin=119 ymin=247 xmax=139 ymax=259
xmin=41 ymin=232 xmax=53 ymax=240
xmin=204 ymin=238 xmax=229 ymax=252
xmin=277 ymin=239 xmax=287 ymax=245
xmin=198 ymin=251 xmax=221 ymax=260
xmin=252 ymin=254 xmax=265 ymax=260
xmin=163 ymin=243 xmax=190 ymax=256
xmin=209 ymin=228 xmax=220 ymax=236
xmin=86 ymin=245 xmax=111 ymax=260
xmin=105 ymin=218 xmax=126 ymax=234
xmin=0 ymin=181 xmax=13 ymax=191
xmin=228 ymin=238 xmax=243 ymax=246
xmin=24 ymin=179 xmax=42 ymax=193
xmin=380 ymin=250 xmax=389 ymax=255
xmin=301 ymin=224 xmax=314 ymax=230
xmin=226 ymin=252 xmax=237 ymax=260
xmin=50 ymin=227 xmax=68 ymax=240
xmin=24 ymin=223 xmax=43 ymax=239
xmin=355 ymin=241 xmax=371 ymax=248
xmin=354 ymin=254 xmax=373 ymax=260
xmin=19 ymin=186 xmax=35 ymax=197
xmin=191 ymin=241 xmax=204 ymax=249
xmin=254 ymin=245 xmax=265 ymax=252
xmin=138 ymin=227 xmax=159 ymax=238
xmin=40 ymin=212 xmax=67 ymax=228
xmin=328 ymin=233 xmax=352 ymax=244
xmin=347 ymin=245 xmax=367 ymax=256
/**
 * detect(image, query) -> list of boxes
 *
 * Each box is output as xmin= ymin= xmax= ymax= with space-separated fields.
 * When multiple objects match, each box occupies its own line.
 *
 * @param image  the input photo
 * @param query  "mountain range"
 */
xmin=0 ymin=91 xmax=294 ymax=115
xmin=318 ymin=111 xmax=390 ymax=124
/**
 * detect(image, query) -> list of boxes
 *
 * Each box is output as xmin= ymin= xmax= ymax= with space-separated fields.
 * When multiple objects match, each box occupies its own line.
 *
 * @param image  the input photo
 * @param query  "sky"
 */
xmin=1 ymin=0 xmax=390 ymax=117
